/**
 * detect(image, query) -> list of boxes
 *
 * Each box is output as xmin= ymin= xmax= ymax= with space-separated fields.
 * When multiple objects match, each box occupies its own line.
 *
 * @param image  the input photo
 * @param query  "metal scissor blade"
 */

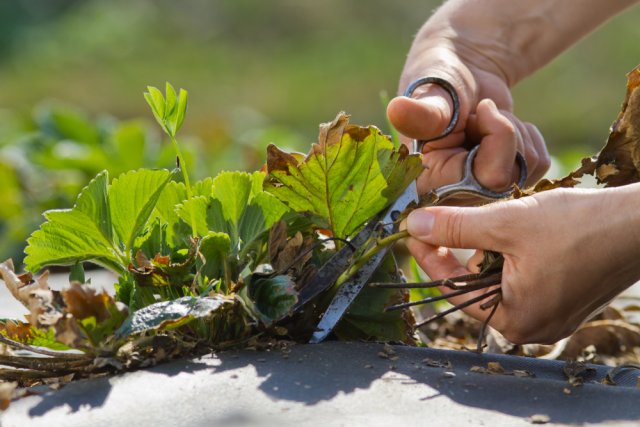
xmin=309 ymin=241 xmax=393 ymax=343
xmin=308 ymin=181 xmax=419 ymax=343
xmin=292 ymin=217 xmax=378 ymax=312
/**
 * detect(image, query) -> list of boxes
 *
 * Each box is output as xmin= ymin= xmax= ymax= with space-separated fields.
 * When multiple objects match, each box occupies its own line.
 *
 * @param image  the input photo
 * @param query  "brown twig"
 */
xmin=0 ymin=334 xmax=90 ymax=359
xmin=475 ymin=292 xmax=502 ymax=353
xmin=385 ymin=278 xmax=501 ymax=311
xmin=415 ymin=288 xmax=501 ymax=328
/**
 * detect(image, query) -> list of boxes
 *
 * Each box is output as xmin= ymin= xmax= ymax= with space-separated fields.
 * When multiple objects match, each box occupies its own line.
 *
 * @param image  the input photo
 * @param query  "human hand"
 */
xmin=387 ymin=30 xmax=550 ymax=196
xmin=404 ymin=184 xmax=640 ymax=344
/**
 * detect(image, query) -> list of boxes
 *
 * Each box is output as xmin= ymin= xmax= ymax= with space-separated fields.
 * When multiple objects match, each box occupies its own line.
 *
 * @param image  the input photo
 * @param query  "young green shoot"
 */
xmin=144 ymin=82 xmax=197 ymax=238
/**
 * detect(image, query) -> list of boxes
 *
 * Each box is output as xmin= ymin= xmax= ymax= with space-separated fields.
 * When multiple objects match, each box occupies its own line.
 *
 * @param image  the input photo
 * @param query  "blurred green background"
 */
xmin=0 ymin=0 xmax=639 ymax=265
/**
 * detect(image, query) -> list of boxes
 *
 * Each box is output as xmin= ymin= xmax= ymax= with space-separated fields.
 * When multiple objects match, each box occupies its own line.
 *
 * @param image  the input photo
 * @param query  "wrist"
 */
xmin=410 ymin=0 xmax=639 ymax=86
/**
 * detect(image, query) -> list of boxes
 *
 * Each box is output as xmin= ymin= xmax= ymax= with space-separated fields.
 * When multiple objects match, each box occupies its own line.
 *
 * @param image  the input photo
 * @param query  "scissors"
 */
xmin=295 ymin=76 xmax=527 ymax=343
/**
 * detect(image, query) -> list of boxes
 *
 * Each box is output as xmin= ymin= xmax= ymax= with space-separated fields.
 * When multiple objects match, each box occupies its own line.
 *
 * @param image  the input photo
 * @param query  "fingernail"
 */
xmin=406 ymin=209 xmax=435 ymax=239
xmin=482 ymin=98 xmax=497 ymax=112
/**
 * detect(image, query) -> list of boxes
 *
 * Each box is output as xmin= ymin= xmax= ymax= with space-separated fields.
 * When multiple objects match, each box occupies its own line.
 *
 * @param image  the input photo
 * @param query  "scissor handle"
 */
xmin=433 ymin=145 xmax=528 ymax=201
xmin=403 ymin=76 xmax=461 ymax=153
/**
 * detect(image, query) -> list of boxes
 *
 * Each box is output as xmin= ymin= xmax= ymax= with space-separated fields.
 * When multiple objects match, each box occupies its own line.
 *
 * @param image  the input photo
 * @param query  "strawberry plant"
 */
xmin=0 ymin=83 xmax=422 ymax=389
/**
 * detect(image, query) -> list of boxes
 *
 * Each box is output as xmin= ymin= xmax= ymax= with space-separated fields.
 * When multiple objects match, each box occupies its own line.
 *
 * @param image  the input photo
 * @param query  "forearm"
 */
xmin=404 ymin=0 xmax=639 ymax=87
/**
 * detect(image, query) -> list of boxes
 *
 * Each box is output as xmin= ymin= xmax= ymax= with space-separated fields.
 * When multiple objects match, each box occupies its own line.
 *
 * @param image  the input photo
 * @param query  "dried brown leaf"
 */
xmin=592 ymin=66 xmax=640 ymax=187
xmin=0 ymin=381 xmax=17 ymax=410
xmin=560 ymin=319 xmax=640 ymax=359
xmin=61 ymin=282 xmax=112 ymax=323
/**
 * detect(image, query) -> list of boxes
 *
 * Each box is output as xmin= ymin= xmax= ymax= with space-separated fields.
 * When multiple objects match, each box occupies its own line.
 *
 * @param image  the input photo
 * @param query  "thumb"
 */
xmin=387 ymin=89 xmax=459 ymax=149
xmin=406 ymin=205 xmax=503 ymax=251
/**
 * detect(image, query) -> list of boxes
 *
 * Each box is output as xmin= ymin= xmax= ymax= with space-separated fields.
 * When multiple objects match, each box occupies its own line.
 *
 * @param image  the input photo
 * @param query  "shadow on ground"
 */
xmin=208 ymin=341 xmax=640 ymax=425
xmin=6 ymin=341 xmax=640 ymax=426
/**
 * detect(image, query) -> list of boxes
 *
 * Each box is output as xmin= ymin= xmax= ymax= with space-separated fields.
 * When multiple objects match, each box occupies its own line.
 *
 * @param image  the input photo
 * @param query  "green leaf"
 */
xmin=153 ymin=180 xmax=190 ymax=248
xmin=75 ymin=170 xmax=112 ymax=243
xmin=198 ymin=231 xmax=231 ymax=282
xmin=144 ymin=86 xmax=166 ymax=129
xmin=24 ymin=172 xmax=122 ymax=273
xmin=115 ymin=296 xmax=233 ymax=337
xmin=25 ymin=168 xmax=175 ymax=273
xmin=30 ymin=328 xmax=72 ymax=351
xmin=164 ymin=83 xmax=178 ymax=136
xmin=109 ymin=169 xmax=175 ymax=254
xmin=334 ymin=254 xmax=415 ymax=344
xmin=210 ymin=171 xmax=253 ymax=230
xmin=0 ymin=321 xmax=70 ymax=351
xmin=177 ymin=196 xmax=210 ymax=237
xmin=165 ymin=82 xmax=178 ymax=119
xmin=193 ymin=177 xmax=214 ymax=197
xmin=179 ymin=172 xmax=288 ymax=252
xmin=264 ymin=112 xmax=423 ymax=238
xmin=133 ymin=218 xmax=168 ymax=258
xmin=174 ymin=89 xmax=188 ymax=134
xmin=240 ymin=274 xmax=298 ymax=326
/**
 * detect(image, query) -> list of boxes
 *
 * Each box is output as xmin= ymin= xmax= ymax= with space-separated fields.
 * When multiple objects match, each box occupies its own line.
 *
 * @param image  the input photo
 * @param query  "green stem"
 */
xmin=335 ymin=229 xmax=409 ymax=287
xmin=170 ymin=135 xmax=197 ymax=238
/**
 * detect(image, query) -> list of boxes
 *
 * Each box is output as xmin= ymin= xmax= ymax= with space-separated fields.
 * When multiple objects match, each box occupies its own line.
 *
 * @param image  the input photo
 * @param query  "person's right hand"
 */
xmin=404 ymin=184 xmax=640 ymax=344
xmin=387 ymin=39 xmax=551 ymax=196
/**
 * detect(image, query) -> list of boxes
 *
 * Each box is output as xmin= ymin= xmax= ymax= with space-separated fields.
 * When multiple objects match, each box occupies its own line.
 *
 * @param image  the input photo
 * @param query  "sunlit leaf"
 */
xmin=178 ymin=171 xmax=288 ymax=253
xmin=115 ymin=295 xmax=233 ymax=337
xmin=144 ymin=86 xmax=165 ymax=128
xmin=0 ymin=320 xmax=70 ymax=351
xmin=25 ymin=168 xmax=175 ymax=274
xmin=109 ymin=169 xmax=175 ymax=254
xmin=264 ymin=112 xmax=423 ymax=238
xmin=24 ymin=172 xmax=122 ymax=273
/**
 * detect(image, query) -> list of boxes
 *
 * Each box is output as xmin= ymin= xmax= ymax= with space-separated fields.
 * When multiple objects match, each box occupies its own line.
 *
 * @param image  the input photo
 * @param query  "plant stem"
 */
xmin=335 ymin=229 xmax=409 ymax=287
xmin=170 ymin=135 xmax=197 ymax=238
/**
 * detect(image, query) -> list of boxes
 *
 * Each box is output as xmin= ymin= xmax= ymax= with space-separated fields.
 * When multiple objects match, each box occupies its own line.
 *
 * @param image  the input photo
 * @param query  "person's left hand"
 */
xmin=404 ymin=184 xmax=640 ymax=344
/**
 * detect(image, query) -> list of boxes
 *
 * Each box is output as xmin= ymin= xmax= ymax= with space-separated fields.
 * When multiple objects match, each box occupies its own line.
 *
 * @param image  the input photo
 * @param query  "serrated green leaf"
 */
xmin=264 ymin=112 xmax=423 ymax=238
xmin=75 ymin=170 xmax=112 ymax=243
xmin=193 ymin=177 xmax=214 ymax=197
xmin=115 ymin=295 xmax=232 ymax=337
xmin=153 ymin=180 xmax=189 ymax=248
xmin=179 ymin=171 xmax=288 ymax=253
xmin=238 ymin=191 xmax=288 ymax=255
xmin=109 ymin=169 xmax=174 ymax=254
xmin=0 ymin=320 xmax=71 ymax=351
xmin=177 ymin=196 xmax=210 ymax=237
xmin=240 ymin=274 xmax=298 ymax=326
xmin=210 ymin=171 xmax=253 ymax=230
xmin=24 ymin=172 xmax=123 ymax=273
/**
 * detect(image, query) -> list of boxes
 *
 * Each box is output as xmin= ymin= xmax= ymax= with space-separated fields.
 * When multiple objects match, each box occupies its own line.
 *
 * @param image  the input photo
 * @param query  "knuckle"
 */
xmin=443 ymin=209 xmax=466 ymax=248
xmin=482 ymin=168 xmax=514 ymax=191
xmin=536 ymin=152 xmax=552 ymax=176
